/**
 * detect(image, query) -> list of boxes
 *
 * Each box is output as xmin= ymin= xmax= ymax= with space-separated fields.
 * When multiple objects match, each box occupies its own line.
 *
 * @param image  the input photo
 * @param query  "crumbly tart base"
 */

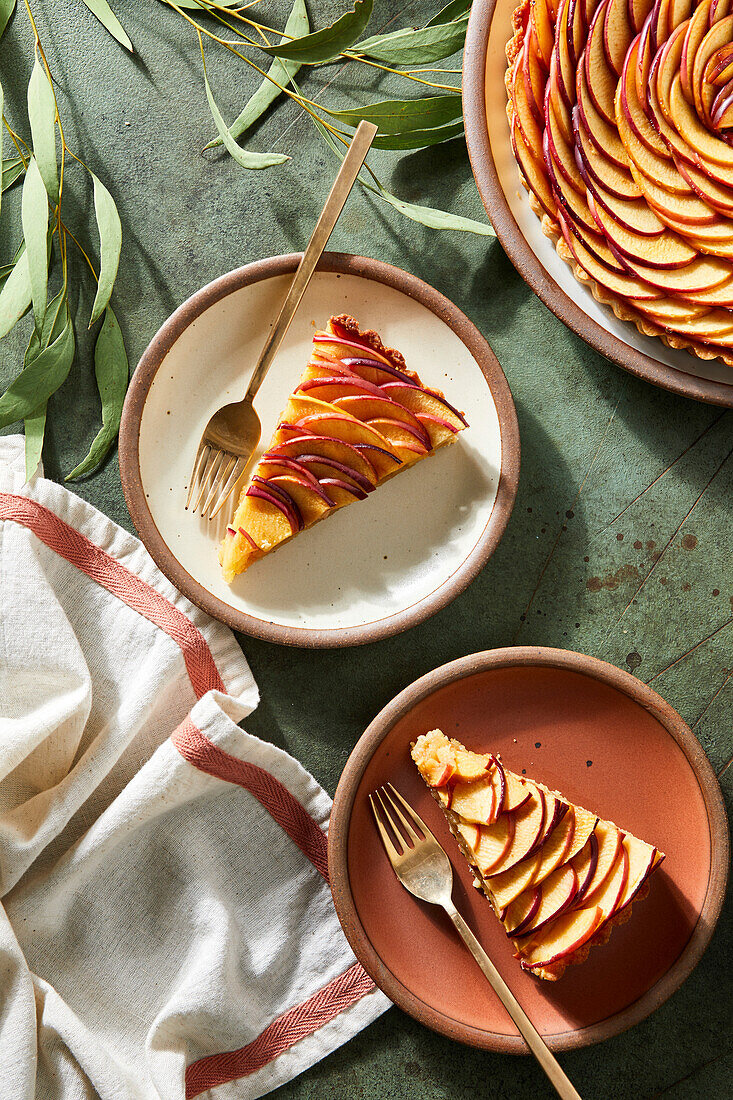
xmin=503 ymin=0 xmax=733 ymax=370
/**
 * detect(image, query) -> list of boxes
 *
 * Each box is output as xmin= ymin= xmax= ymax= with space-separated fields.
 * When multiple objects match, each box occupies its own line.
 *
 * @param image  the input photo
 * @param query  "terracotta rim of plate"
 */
xmin=328 ymin=646 xmax=729 ymax=1052
xmin=119 ymin=252 xmax=520 ymax=648
xmin=462 ymin=0 xmax=733 ymax=410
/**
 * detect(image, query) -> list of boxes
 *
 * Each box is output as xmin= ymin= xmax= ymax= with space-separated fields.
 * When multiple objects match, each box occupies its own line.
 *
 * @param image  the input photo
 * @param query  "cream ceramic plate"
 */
xmin=463 ymin=0 xmax=733 ymax=407
xmin=119 ymin=254 xmax=519 ymax=647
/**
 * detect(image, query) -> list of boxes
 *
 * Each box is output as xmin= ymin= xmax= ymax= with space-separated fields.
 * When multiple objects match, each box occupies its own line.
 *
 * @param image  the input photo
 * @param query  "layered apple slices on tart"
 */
xmin=411 ymin=730 xmax=664 ymax=980
xmin=220 ymin=316 xmax=467 ymax=581
xmin=505 ymin=0 xmax=733 ymax=366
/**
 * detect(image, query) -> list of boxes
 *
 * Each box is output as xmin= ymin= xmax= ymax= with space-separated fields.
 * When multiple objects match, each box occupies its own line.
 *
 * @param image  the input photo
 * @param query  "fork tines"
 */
xmin=370 ymin=784 xmax=428 ymax=860
xmin=185 ymin=444 xmax=246 ymax=520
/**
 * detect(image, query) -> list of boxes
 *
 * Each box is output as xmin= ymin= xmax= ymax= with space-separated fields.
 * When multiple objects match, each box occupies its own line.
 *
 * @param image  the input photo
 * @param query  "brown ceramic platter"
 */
xmin=462 ymin=0 xmax=733 ymax=408
xmin=119 ymin=253 xmax=519 ymax=648
xmin=329 ymin=647 xmax=728 ymax=1052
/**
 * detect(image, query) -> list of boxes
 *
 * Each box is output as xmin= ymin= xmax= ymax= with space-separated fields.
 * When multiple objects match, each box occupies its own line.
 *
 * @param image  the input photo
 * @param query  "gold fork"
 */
xmin=185 ymin=119 xmax=378 ymax=520
xmin=370 ymin=785 xmax=583 ymax=1100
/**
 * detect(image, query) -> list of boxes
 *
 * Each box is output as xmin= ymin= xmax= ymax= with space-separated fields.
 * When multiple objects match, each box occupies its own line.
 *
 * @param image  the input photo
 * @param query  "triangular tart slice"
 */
xmin=411 ymin=730 xmax=664 ymax=980
xmin=220 ymin=315 xmax=467 ymax=580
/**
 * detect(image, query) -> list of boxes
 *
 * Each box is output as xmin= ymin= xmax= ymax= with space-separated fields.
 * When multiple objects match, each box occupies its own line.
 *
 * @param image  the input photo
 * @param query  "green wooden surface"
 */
xmin=0 ymin=2 xmax=731 ymax=1097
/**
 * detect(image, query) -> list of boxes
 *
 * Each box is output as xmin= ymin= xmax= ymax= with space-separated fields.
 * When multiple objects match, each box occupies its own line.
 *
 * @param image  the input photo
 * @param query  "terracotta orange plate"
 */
xmin=329 ymin=648 xmax=729 ymax=1052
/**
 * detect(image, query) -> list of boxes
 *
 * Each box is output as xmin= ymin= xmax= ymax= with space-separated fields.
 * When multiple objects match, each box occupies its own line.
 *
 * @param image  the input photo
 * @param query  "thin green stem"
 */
xmin=62 ymin=223 xmax=98 ymax=281
xmin=3 ymin=118 xmax=30 ymax=165
xmin=169 ymin=1 xmax=328 ymax=118
xmin=341 ymin=51 xmax=459 ymax=90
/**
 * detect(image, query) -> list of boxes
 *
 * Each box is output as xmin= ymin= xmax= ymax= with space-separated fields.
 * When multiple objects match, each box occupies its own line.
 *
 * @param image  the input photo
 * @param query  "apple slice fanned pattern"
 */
xmin=411 ymin=731 xmax=664 ymax=980
xmin=220 ymin=316 xmax=467 ymax=580
xmin=506 ymin=0 xmax=733 ymax=366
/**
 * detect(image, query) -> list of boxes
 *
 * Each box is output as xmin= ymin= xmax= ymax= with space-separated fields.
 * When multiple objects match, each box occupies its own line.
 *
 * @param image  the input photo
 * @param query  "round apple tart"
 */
xmin=505 ymin=0 xmax=733 ymax=367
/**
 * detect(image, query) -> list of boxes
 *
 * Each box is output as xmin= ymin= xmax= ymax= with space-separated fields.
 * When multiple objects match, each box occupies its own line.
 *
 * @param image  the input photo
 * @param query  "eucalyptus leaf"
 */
xmin=371 ymin=119 xmax=465 ymax=149
xmin=327 ymin=93 xmax=462 ymax=134
xmin=89 ymin=172 xmax=122 ymax=326
xmin=426 ymin=0 xmax=471 ymax=26
xmin=260 ymin=0 xmax=373 ymax=63
xmin=205 ymin=0 xmax=308 ymax=150
xmin=202 ymin=60 xmax=289 ymax=170
xmin=0 ymin=0 xmax=15 ymax=40
xmin=67 ymin=306 xmax=129 ymax=479
xmin=2 ymin=158 xmax=24 ymax=192
xmin=27 ymin=56 xmax=58 ymax=205
xmin=24 ymin=401 xmax=46 ymax=481
xmin=21 ymin=157 xmax=49 ymax=331
xmin=0 ymin=312 xmax=75 ymax=429
xmin=352 ymin=16 xmax=468 ymax=65
xmin=80 ymin=0 xmax=133 ymax=52
xmin=367 ymin=178 xmax=495 ymax=236
xmin=28 ymin=287 xmax=66 ymax=358
xmin=307 ymin=95 xmax=495 ymax=237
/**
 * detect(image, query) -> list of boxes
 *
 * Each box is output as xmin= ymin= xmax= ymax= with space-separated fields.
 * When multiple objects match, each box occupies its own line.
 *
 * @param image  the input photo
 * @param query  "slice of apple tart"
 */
xmin=411 ymin=730 xmax=664 ymax=980
xmin=220 ymin=316 xmax=467 ymax=581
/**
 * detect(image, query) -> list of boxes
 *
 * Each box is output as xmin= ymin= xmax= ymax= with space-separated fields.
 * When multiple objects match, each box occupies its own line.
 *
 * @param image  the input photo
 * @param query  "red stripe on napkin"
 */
xmin=0 ymin=493 xmax=224 ymax=699
xmin=184 ymin=961 xmax=375 ymax=1099
xmin=171 ymin=717 xmax=329 ymax=881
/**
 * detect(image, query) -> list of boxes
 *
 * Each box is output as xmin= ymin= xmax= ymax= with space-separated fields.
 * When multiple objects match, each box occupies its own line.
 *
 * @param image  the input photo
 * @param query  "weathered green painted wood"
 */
xmin=0 ymin=2 xmax=730 ymax=1097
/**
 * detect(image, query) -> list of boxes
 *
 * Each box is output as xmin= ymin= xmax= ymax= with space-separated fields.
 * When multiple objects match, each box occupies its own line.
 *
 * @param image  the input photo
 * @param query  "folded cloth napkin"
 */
xmin=0 ymin=436 xmax=389 ymax=1100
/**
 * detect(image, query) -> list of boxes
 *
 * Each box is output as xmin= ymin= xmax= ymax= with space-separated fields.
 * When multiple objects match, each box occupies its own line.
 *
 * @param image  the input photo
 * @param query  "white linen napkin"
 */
xmin=0 ymin=435 xmax=389 ymax=1100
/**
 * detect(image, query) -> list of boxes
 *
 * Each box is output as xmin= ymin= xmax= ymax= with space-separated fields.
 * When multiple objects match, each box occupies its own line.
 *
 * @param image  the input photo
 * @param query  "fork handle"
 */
xmin=443 ymin=904 xmax=582 ymax=1100
xmin=243 ymin=119 xmax=378 ymax=401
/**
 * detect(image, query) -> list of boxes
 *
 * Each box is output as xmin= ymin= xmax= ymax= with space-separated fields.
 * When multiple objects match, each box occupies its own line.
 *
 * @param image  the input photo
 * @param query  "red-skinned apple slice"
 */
xmin=262 ymin=474 xmax=334 ymax=522
xmin=473 ymin=814 xmax=516 ymax=874
xmin=312 ymin=333 xmax=392 ymax=366
xmin=615 ymin=248 xmax=733 ymax=294
xmin=511 ymin=117 xmax=558 ymax=220
xmin=681 ymin=0 xmax=712 ymax=101
xmin=571 ymin=831 xmax=599 ymax=904
xmin=528 ymin=807 xmax=576 ymax=888
xmin=708 ymin=41 xmax=733 ymax=82
xmin=533 ymin=0 xmax=556 ymax=68
xmin=504 ymin=886 xmax=542 ymax=936
xmin=488 ymin=849 xmax=544 ymax=911
xmin=450 ymin=775 xmax=497 ymax=825
xmin=351 ymin=442 xmax=402 ymax=478
xmin=523 ymin=24 xmax=547 ymax=122
xmin=319 ymin=477 xmax=367 ymax=504
xmin=603 ymin=0 xmax=634 ymax=76
xmin=268 ymin=435 xmax=377 ymax=484
xmin=589 ymin=193 xmax=698 ymax=267
xmin=574 ymin=820 xmax=623 ymax=903
xmin=297 ymin=376 xmax=386 ymax=403
xmin=504 ymin=770 xmax=533 ymax=812
xmin=453 ymin=747 xmax=493 ymax=783
xmin=615 ymin=836 xmax=662 ymax=911
xmin=577 ymin=61 xmax=630 ymax=168
xmin=574 ymin=111 xmax=643 ymax=200
xmin=513 ymin=864 xmax=579 ymax=938
xmin=675 ymin=154 xmax=733 ymax=216
xmin=333 ymin=395 xmax=431 ymax=445
xmin=246 ymin=484 xmax=301 ymax=535
xmin=378 ymin=381 xmax=467 ymax=428
xmin=294 ymin=455 xmax=374 ymax=494
xmin=564 ymin=806 xmax=599 ymax=861
xmin=518 ymin=905 xmax=604 ymax=970
xmin=484 ymin=784 xmax=546 ymax=876
xmin=560 ymin=216 xmax=664 ymax=299
xmin=582 ymin=836 xmax=629 ymax=917
xmin=513 ymin=48 xmax=546 ymax=151
xmin=585 ymin=0 xmax=618 ymax=125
